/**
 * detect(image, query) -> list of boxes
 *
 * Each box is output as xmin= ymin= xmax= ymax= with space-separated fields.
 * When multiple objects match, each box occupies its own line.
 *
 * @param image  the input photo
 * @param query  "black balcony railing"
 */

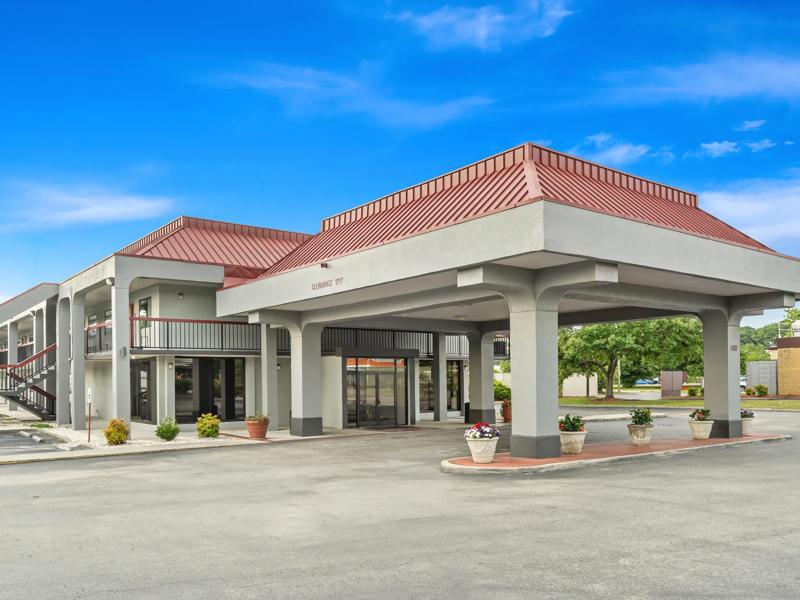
xmin=86 ymin=323 xmax=113 ymax=354
xmin=130 ymin=317 xmax=260 ymax=354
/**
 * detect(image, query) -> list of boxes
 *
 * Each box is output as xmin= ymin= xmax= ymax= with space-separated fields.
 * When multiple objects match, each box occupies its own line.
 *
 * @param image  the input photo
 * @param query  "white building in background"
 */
xmin=2 ymin=143 xmax=799 ymax=458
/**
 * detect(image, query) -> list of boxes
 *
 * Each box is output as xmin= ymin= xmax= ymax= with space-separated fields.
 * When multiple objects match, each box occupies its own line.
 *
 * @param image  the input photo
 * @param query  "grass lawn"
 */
xmin=560 ymin=396 xmax=800 ymax=410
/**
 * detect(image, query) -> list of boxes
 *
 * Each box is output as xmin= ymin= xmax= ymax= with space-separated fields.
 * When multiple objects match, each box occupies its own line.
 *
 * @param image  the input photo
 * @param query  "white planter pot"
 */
xmin=741 ymin=418 xmax=754 ymax=436
xmin=560 ymin=430 xmax=586 ymax=455
xmin=689 ymin=419 xmax=714 ymax=440
xmin=627 ymin=423 xmax=654 ymax=446
xmin=466 ymin=437 xmax=499 ymax=464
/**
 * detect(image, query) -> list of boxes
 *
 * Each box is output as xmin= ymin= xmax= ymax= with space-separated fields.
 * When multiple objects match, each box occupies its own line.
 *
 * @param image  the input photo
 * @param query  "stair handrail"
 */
xmin=7 ymin=343 xmax=57 ymax=386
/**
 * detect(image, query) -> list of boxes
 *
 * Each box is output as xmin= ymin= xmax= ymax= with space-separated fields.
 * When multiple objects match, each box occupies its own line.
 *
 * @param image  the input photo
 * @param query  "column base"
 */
xmin=467 ymin=408 xmax=496 ymax=424
xmin=711 ymin=419 xmax=742 ymax=438
xmin=510 ymin=434 xmax=561 ymax=458
xmin=290 ymin=417 xmax=323 ymax=437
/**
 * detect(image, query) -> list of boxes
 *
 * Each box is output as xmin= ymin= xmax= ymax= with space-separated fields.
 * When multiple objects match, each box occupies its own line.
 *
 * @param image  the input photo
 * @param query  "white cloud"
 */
xmin=746 ymin=138 xmax=778 ymax=152
xmin=700 ymin=176 xmax=800 ymax=250
xmin=397 ymin=0 xmax=573 ymax=51
xmin=736 ymin=119 xmax=766 ymax=131
xmin=604 ymin=54 xmax=800 ymax=103
xmin=0 ymin=181 xmax=173 ymax=229
xmin=692 ymin=141 xmax=740 ymax=158
xmin=569 ymin=132 xmax=651 ymax=166
xmin=219 ymin=63 xmax=490 ymax=128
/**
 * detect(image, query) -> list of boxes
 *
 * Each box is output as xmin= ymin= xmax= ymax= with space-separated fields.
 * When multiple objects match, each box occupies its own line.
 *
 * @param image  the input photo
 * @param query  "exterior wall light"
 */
xmin=105 ymin=277 xmax=114 ymax=286
xmin=276 ymin=363 xmax=281 ymax=370
xmin=320 ymin=262 xmax=329 ymax=269
xmin=178 ymin=292 xmax=184 ymax=300
xmin=168 ymin=362 xmax=174 ymax=369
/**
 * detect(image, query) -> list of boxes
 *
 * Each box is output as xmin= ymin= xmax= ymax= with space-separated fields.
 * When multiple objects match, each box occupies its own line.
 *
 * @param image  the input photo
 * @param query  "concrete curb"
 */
xmin=581 ymin=413 xmax=667 ymax=422
xmin=0 ymin=438 xmax=257 ymax=466
xmin=560 ymin=404 xmax=800 ymax=413
xmin=440 ymin=435 xmax=792 ymax=475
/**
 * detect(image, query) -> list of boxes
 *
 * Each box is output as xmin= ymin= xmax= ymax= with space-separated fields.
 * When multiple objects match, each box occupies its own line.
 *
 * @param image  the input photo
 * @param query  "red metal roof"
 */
xmin=250 ymin=143 xmax=771 ymax=281
xmin=116 ymin=217 xmax=312 ymax=278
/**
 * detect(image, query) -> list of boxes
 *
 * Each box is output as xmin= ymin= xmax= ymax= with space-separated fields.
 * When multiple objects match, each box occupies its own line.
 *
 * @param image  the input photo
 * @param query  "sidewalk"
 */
xmin=442 ymin=434 xmax=791 ymax=475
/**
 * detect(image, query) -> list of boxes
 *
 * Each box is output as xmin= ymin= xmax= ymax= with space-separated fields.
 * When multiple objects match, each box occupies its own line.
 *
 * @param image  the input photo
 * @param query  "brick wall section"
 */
xmin=777 ymin=347 xmax=800 ymax=395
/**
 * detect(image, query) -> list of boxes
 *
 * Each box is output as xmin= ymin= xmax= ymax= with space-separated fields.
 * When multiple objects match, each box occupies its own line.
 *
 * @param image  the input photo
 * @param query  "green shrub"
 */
xmin=629 ymin=408 xmax=653 ymax=425
xmin=104 ymin=419 xmax=129 ymax=445
xmin=197 ymin=413 xmax=221 ymax=438
xmin=687 ymin=387 xmax=698 ymax=397
xmin=559 ymin=414 xmax=585 ymax=432
xmin=744 ymin=386 xmax=757 ymax=396
xmin=497 ymin=360 xmax=511 ymax=374
xmin=699 ymin=387 xmax=704 ymax=396
xmin=754 ymin=384 xmax=769 ymax=397
xmin=493 ymin=379 xmax=511 ymax=401
xmin=155 ymin=417 xmax=180 ymax=441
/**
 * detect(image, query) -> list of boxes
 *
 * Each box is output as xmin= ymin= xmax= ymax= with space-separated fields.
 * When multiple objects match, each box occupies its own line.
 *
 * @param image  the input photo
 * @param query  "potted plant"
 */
xmin=740 ymin=408 xmax=755 ymax=436
xmin=501 ymin=398 xmax=512 ymax=423
xmin=494 ymin=380 xmax=511 ymax=422
xmin=627 ymin=408 xmax=654 ymax=445
xmin=559 ymin=414 xmax=586 ymax=455
xmin=464 ymin=422 xmax=501 ymax=464
xmin=688 ymin=408 xmax=713 ymax=439
xmin=245 ymin=413 xmax=270 ymax=439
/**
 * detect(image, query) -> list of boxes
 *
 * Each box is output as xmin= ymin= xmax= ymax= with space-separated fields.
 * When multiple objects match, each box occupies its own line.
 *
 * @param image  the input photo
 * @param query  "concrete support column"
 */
xmin=509 ymin=306 xmax=561 ymax=458
xmin=700 ymin=311 xmax=742 ymax=438
xmin=110 ymin=285 xmax=131 ymax=423
xmin=410 ymin=357 xmax=420 ymax=425
xmin=56 ymin=299 xmax=71 ymax=425
xmin=6 ymin=321 xmax=18 ymax=411
xmin=261 ymin=325 xmax=280 ymax=430
xmin=289 ymin=323 xmax=323 ymax=436
xmin=33 ymin=309 xmax=44 ymax=353
xmin=432 ymin=333 xmax=448 ymax=422
xmin=70 ymin=295 xmax=86 ymax=430
xmin=6 ymin=321 xmax=18 ymax=364
xmin=467 ymin=332 xmax=496 ymax=424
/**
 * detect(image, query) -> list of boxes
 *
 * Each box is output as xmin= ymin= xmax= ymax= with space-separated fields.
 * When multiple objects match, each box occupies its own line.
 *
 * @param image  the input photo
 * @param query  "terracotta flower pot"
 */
xmin=501 ymin=405 xmax=512 ymax=423
xmin=245 ymin=420 xmax=268 ymax=439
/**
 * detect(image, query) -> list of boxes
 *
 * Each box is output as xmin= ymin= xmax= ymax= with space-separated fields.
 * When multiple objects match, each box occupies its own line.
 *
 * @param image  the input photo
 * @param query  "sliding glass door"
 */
xmin=346 ymin=358 xmax=407 ymax=428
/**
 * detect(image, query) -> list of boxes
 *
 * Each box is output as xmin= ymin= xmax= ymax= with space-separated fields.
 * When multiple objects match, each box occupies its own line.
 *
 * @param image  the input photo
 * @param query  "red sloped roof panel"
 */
xmin=117 ymin=216 xmax=312 ymax=273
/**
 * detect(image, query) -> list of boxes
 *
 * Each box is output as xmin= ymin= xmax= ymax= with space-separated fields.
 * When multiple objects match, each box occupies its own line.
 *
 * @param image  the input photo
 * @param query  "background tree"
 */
xmin=559 ymin=317 xmax=704 ymax=399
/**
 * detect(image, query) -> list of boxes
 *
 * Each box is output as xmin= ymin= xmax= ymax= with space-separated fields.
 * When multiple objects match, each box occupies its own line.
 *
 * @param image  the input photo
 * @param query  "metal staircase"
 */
xmin=0 ymin=344 xmax=57 ymax=420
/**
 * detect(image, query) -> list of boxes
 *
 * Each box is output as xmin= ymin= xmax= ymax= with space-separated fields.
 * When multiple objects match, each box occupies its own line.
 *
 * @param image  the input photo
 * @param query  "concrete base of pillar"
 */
xmin=290 ymin=417 xmax=323 ymax=437
xmin=711 ymin=419 xmax=743 ymax=438
xmin=467 ymin=408 xmax=495 ymax=424
xmin=510 ymin=434 xmax=561 ymax=458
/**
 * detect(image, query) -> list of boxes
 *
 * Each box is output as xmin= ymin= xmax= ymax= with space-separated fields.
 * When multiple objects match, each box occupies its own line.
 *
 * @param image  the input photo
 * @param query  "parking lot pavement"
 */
xmin=2 ymin=410 xmax=799 ymax=600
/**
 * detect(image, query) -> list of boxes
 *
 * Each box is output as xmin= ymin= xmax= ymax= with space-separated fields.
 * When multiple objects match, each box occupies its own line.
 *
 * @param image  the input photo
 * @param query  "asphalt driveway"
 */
xmin=2 ymin=408 xmax=799 ymax=599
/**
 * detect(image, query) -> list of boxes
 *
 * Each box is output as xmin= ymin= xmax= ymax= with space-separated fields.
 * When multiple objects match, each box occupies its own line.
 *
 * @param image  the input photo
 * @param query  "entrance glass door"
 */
xmin=131 ymin=360 xmax=153 ymax=423
xmin=345 ymin=358 xmax=407 ymax=428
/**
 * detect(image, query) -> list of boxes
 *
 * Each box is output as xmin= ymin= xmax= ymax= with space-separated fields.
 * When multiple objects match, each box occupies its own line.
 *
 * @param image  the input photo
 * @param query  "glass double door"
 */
xmin=346 ymin=358 xmax=407 ymax=428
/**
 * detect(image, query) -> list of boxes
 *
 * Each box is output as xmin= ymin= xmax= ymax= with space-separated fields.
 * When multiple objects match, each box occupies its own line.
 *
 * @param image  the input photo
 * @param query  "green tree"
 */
xmin=740 ymin=342 xmax=769 ymax=374
xmin=559 ymin=317 xmax=704 ymax=399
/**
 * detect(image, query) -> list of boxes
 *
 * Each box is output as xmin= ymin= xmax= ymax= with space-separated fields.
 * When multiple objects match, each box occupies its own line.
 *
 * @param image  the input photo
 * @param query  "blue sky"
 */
xmin=1 ymin=1 xmax=798 ymax=324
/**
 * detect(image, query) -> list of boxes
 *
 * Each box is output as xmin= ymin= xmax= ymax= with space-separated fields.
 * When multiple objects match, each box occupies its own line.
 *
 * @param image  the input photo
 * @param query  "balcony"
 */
xmin=86 ymin=323 xmax=113 ymax=355
xmin=130 ymin=317 xmax=260 ymax=355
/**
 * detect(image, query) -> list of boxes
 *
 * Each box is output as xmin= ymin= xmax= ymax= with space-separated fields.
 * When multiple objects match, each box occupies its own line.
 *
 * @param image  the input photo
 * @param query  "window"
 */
xmin=87 ymin=314 xmax=97 ymax=337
